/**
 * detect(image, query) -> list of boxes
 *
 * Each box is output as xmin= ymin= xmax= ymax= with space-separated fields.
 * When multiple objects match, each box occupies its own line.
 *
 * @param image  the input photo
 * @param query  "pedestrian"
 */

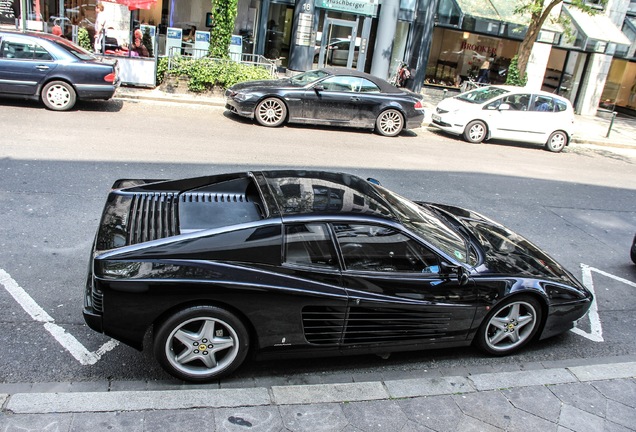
xmin=130 ymin=28 xmax=149 ymax=57
xmin=477 ymin=58 xmax=490 ymax=83
xmin=94 ymin=2 xmax=106 ymax=53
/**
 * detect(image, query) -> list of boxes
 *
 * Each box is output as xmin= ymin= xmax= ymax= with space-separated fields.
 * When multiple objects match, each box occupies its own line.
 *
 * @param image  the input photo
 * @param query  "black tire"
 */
xmin=255 ymin=97 xmax=287 ymax=127
xmin=475 ymin=295 xmax=542 ymax=356
xmin=376 ymin=109 xmax=404 ymax=137
xmin=631 ymin=234 xmax=636 ymax=264
xmin=545 ymin=130 xmax=568 ymax=152
xmin=41 ymin=80 xmax=76 ymax=111
xmin=153 ymin=305 xmax=249 ymax=382
xmin=463 ymin=120 xmax=487 ymax=143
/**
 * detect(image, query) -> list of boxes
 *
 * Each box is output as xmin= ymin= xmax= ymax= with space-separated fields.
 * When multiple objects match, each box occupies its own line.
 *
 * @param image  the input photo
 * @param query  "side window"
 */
xmin=554 ymin=99 xmax=568 ymax=112
xmin=530 ymin=95 xmax=554 ymax=112
xmin=358 ymin=78 xmax=380 ymax=93
xmin=334 ymin=223 xmax=439 ymax=273
xmin=285 ymin=223 xmax=337 ymax=268
xmin=320 ymin=76 xmax=358 ymax=92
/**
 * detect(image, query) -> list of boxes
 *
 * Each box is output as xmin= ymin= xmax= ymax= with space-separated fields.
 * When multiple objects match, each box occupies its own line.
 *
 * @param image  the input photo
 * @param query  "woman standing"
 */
xmin=94 ymin=2 xmax=106 ymax=53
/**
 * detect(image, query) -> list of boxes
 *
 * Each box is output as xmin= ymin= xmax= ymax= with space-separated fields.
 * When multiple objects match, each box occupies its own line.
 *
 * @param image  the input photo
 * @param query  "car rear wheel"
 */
xmin=42 ymin=80 xmax=76 ymax=111
xmin=376 ymin=109 xmax=404 ymax=137
xmin=154 ymin=305 xmax=249 ymax=382
xmin=475 ymin=295 xmax=542 ymax=355
xmin=255 ymin=98 xmax=287 ymax=127
xmin=545 ymin=131 xmax=568 ymax=152
xmin=463 ymin=120 xmax=487 ymax=143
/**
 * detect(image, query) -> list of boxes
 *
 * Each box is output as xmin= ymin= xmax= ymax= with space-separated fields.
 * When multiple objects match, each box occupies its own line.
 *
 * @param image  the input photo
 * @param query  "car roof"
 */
xmin=484 ymin=85 xmax=572 ymax=103
xmin=320 ymin=67 xmax=405 ymax=94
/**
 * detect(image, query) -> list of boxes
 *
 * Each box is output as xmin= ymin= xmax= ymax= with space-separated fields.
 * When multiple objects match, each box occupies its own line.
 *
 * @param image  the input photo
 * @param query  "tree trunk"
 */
xmin=516 ymin=0 xmax=563 ymax=78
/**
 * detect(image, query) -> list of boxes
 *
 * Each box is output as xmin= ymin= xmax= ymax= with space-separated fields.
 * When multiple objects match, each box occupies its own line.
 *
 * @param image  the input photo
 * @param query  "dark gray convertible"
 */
xmin=225 ymin=68 xmax=425 ymax=137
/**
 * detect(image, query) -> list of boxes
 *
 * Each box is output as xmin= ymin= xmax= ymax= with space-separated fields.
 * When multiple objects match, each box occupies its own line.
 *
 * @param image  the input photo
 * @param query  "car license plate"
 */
xmin=432 ymin=114 xmax=441 ymax=122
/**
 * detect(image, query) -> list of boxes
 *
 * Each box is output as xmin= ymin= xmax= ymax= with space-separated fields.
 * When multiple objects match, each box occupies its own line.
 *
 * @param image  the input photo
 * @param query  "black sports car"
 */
xmin=84 ymin=171 xmax=592 ymax=382
xmin=224 ymin=68 xmax=425 ymax=137
xmin=0 ymin=30 xmax=119 ymax=111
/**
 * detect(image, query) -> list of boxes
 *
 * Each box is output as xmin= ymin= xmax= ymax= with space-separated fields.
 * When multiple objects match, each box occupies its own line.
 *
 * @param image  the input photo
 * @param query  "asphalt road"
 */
xmin=0 ymin=97 xmax=635 ymax=384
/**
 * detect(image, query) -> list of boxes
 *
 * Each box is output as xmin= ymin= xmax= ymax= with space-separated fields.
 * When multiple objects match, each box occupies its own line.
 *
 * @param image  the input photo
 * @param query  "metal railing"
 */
xmin=166 ymin=47 xmax=277 ymax=78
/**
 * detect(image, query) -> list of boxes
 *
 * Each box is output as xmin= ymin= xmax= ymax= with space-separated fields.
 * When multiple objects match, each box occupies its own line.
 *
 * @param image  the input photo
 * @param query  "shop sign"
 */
xmin=460 ymin=40 xmax=497 ymax=57
xmin=315 ymin=0 xmax=378 ymax=17
xmin=295 ymin=12 xmax=314 ymax=46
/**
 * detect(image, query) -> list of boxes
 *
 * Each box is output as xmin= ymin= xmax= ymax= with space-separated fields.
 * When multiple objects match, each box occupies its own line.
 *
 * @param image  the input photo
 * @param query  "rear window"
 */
xmin=555 ymin=99 xmax=568 ymax=112
xmin=52 ymin=38 xmax=95 ymax=61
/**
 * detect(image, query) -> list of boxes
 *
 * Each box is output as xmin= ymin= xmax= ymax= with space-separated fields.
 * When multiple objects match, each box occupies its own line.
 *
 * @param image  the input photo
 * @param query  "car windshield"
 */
xmin=290 ymin=69 xmax=331 ymax=86
xmin=457 ymin=87 xmax=509 ymax=104
xmin=371 ymin=184 xmax=470 ymax=264
xmin=53 ymin=37 xmax=95 ymax=61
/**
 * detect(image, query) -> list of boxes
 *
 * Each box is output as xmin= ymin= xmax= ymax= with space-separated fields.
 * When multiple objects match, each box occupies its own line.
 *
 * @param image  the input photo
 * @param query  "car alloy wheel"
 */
xmin=463 ymin=120 xmax=487 ymax=143
xmin=255 ymin=97 xmax=287 ymax=127
xmin=376 ymin=109 xmax=404 ymax=137
xmin=476 ymin=296 xmax=542 ymax=355
xmin=154 ymin=306 xmax=249 ymax=382
xmin=546 ymin=131 xmax=568 ymax=152
xmin=42 ymin=80 xmax=76 ymax=111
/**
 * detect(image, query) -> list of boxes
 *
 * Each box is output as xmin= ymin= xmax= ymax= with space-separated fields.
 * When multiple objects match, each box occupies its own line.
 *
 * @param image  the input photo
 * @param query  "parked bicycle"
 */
xmin=389 ymin=60 xmax=411 ymax=88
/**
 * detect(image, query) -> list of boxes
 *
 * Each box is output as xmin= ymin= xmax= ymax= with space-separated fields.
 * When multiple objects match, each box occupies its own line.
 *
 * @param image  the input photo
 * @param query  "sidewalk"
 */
xmin=114 ymin=86 xmax=636 ymax=150
xmin=1 ymin=357 xmax=635 ymax=431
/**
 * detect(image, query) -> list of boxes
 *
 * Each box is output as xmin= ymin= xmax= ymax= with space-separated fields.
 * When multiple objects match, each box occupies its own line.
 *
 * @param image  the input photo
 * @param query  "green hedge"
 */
xmin=157 ymin=57 xmax=273 ymax=92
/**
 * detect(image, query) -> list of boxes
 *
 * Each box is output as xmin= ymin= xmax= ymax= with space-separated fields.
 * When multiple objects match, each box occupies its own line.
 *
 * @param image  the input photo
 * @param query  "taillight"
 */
xmin=414 ymin=100 xmax=424 ymax=110
xmin=104 ymin=72 xmax=116 ymax=83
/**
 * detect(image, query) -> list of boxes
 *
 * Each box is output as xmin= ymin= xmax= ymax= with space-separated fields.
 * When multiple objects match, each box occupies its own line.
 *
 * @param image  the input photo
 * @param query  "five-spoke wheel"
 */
xmin=545 ymin=130 xmax=568 ymax=153
xmin=255 ymin=97 xmax=287 ymax=127
xmin=42 ymin=80 xmax=76 ymax=111
xmin=154 ymin=306 xmax=249 ymax=382
xmin=476 ymin=296 xmax=542 ymax=355
xmin=376 ymin=109 xmax=404 ymax=137
xmin=463 ymin=120 xmax=487 ymax=143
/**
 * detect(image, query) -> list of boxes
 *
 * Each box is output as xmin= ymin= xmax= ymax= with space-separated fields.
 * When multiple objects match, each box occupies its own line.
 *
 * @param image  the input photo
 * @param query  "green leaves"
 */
xmin=209 ymin=0 xmax=238 ymax=58
xmin=78 ymin=27 xmax=92 ymax=52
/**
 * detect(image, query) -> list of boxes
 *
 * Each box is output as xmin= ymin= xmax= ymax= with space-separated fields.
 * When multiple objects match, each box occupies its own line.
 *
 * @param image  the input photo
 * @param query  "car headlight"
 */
xmin=234 ymin=92 xmax=254 ymax=102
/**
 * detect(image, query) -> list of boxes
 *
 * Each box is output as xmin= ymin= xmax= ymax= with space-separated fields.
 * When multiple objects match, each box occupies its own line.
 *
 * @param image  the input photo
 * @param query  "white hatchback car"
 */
xmin=431 ymin=86 xmax=575 ymax=152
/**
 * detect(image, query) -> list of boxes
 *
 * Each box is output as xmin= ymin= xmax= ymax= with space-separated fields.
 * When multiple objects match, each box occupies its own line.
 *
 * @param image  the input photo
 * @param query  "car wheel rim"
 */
xmin=380 ymin=111 xmax=402 ymax=135
xmin=469 ymin=124 xmax=485 ymax=141
xmin=484 ymin=301 xmax=537 ymax=352
xmin=46 ymin=84 xmax=71 ymax=108
xmin=550 ymin=133 xmax=565 ymax=151
xmin=258 ymin=100 xmax=284 ymax=125
xmin=165 ymin=317 xmax=240 ymax=377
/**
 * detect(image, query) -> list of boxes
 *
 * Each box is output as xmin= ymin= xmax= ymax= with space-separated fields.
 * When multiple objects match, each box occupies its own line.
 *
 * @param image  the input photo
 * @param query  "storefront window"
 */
xmin=600 ymin=59 xmax=636 ymax=112
xmin=425 ymin=27 xmax=518 ymax=88
xmin=265 ymin=3 xmax=293 ymax=64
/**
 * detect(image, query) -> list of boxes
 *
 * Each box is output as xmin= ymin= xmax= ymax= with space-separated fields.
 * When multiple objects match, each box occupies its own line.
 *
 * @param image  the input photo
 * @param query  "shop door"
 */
xmin=317 ymin=18 xmax=358 ymax=69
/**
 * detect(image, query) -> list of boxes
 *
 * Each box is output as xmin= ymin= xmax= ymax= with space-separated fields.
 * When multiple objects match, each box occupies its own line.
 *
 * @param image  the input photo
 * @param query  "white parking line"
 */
xmin=0 ymin=268 xmax=118 ymax=365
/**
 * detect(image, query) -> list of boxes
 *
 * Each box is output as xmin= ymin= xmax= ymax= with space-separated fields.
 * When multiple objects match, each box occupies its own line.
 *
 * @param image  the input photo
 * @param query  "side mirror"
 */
xmin=440 ymin=262 xmax=470 ymax=286
xmin=498 ymin=103 xmax=511 ymax=111
xmin=314 ymin=84 xmax=324 ymax=93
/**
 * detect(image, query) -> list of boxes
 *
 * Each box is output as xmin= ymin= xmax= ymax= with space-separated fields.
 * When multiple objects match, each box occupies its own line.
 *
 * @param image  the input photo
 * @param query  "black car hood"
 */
xmin=430 ymin=204 xmax=583 ymax=287
xmin=230 ymin=78 xmax=294 ymax=91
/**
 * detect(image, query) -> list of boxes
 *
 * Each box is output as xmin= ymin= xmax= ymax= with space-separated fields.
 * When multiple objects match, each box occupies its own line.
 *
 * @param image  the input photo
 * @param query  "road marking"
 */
xmin=571 ymin=264 xmax=604 ymax=342
xmin=0 ymin=268 xmax=118 ymax=365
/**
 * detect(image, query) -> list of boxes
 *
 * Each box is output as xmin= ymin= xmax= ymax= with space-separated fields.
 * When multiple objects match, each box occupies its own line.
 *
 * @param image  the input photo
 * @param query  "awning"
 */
xmin=563 ymin=5 xmax=631 ymax=52
xmin=105 ymin=0 xmax=158 ymax=10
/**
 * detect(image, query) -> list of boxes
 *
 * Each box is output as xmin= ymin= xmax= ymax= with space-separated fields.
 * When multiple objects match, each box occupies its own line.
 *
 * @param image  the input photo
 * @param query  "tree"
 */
xmin=515 ymin=0 xmax=603 ymax=78
xmin=209 ymin=0 xmax=238 ymax=58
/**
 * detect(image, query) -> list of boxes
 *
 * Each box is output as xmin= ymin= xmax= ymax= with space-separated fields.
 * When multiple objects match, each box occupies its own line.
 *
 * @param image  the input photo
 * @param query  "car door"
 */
xmin=482 ymin=93 xmax=533 ymax=141
xmin=302 ymin=76 xmax=367 ymax=125
xmin=332 ymin=222 xmax=478 ymax=353
xmin=0 ymin=37 xmax=57 ymax=95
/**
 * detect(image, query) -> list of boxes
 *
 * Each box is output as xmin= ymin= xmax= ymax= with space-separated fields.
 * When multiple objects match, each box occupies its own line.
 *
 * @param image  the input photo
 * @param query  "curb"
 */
xmin=3 ymin=361 xmax=636 ymax=414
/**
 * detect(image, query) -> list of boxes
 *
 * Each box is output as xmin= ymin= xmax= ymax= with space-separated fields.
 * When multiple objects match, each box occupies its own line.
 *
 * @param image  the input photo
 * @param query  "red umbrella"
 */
xmin=105 ymin=0 xmax=158 ymax=10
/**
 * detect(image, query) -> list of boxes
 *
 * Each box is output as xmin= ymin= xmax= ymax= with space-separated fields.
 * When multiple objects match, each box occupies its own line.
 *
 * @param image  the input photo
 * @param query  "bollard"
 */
xmin=606 ymin=111 xmax=617 ymax=138
xmin=443 ymin=89 xmax=447 ymax=99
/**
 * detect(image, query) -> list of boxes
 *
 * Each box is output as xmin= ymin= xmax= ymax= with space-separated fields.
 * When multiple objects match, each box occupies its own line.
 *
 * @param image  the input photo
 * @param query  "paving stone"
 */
xmin=68 ymin=381 xmax=110 ymax=393
xmin=0 ymin=412 xmax=73 ymax=432
xmin=605 ymin=400 xmax=636 ymax=431
xmin=455 ymin=415 xmax=503 ymax=432
xmin=452 ymin=390 xmax=515 ymax=430
xmin=400 ymin=420 xmax=435 ymax=431
xmin=569 ymin=362 xmax=636 ymax=382
xmin=71 ymin=411 xmax=144 ymax=432
xmin=30 ymin=381 xmax=72 ymax=393
xmin=385 ymin=376 xmax=474 ymax=398
xmin=341 ymin=399 xmax=408 ymax=432
xmin=272 ymin=382 xmax=387 ymax=405
xmin=109 ymin=380 xmax=148 ymax=392
xmin=279 ymin=403 xmax=348 ymax=432
xmin=216 ymin=405 xmax=284 ymax=432
xmin=398 ymin=395 xmax=463 ymax=432
xmin=549 ymin=382 xmax=607 ymax=417
xmin=143 ymin=408 xmax=215 ymax=430
xmin=602 ymin=419 xmax=634 ymax=432
xmin=501 ymin=385 xmax=562 ymax=423
xmin=0 ymin=383 xmax=34 ymax=394
xmin=506 ymin=407 xmax=558 ymax=432
xmin=592 ymin=379 xmax=636 ymax=408
xmin=558 ymin=404 xmax=605 ymax=432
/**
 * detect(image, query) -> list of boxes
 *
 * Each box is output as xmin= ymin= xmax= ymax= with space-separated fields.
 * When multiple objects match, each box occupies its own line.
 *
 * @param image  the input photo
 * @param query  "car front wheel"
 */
xmin=475 ymin=295 xmax=542 ymax=355
xmin=153 ymin=305 xmax=249 ymax=382
xmin=545 ymin=131 xmax=568 ymax=152
xmin=463 ymin=120 xmax=487 ymax=143
xmin=376 ymin=109 xmax=404 ymax=137
xmin=42 ymin=80 xmax=76 ymax=111
xmin=255 ymin=97 xmax=287 ymax=127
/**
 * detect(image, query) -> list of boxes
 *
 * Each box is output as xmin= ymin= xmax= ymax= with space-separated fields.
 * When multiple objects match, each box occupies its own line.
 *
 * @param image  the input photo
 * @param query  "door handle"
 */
xmin=36 ymin=65 xmax=50 ymax=70
xmin=350 ymin=97 xmax=360 ymax=102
